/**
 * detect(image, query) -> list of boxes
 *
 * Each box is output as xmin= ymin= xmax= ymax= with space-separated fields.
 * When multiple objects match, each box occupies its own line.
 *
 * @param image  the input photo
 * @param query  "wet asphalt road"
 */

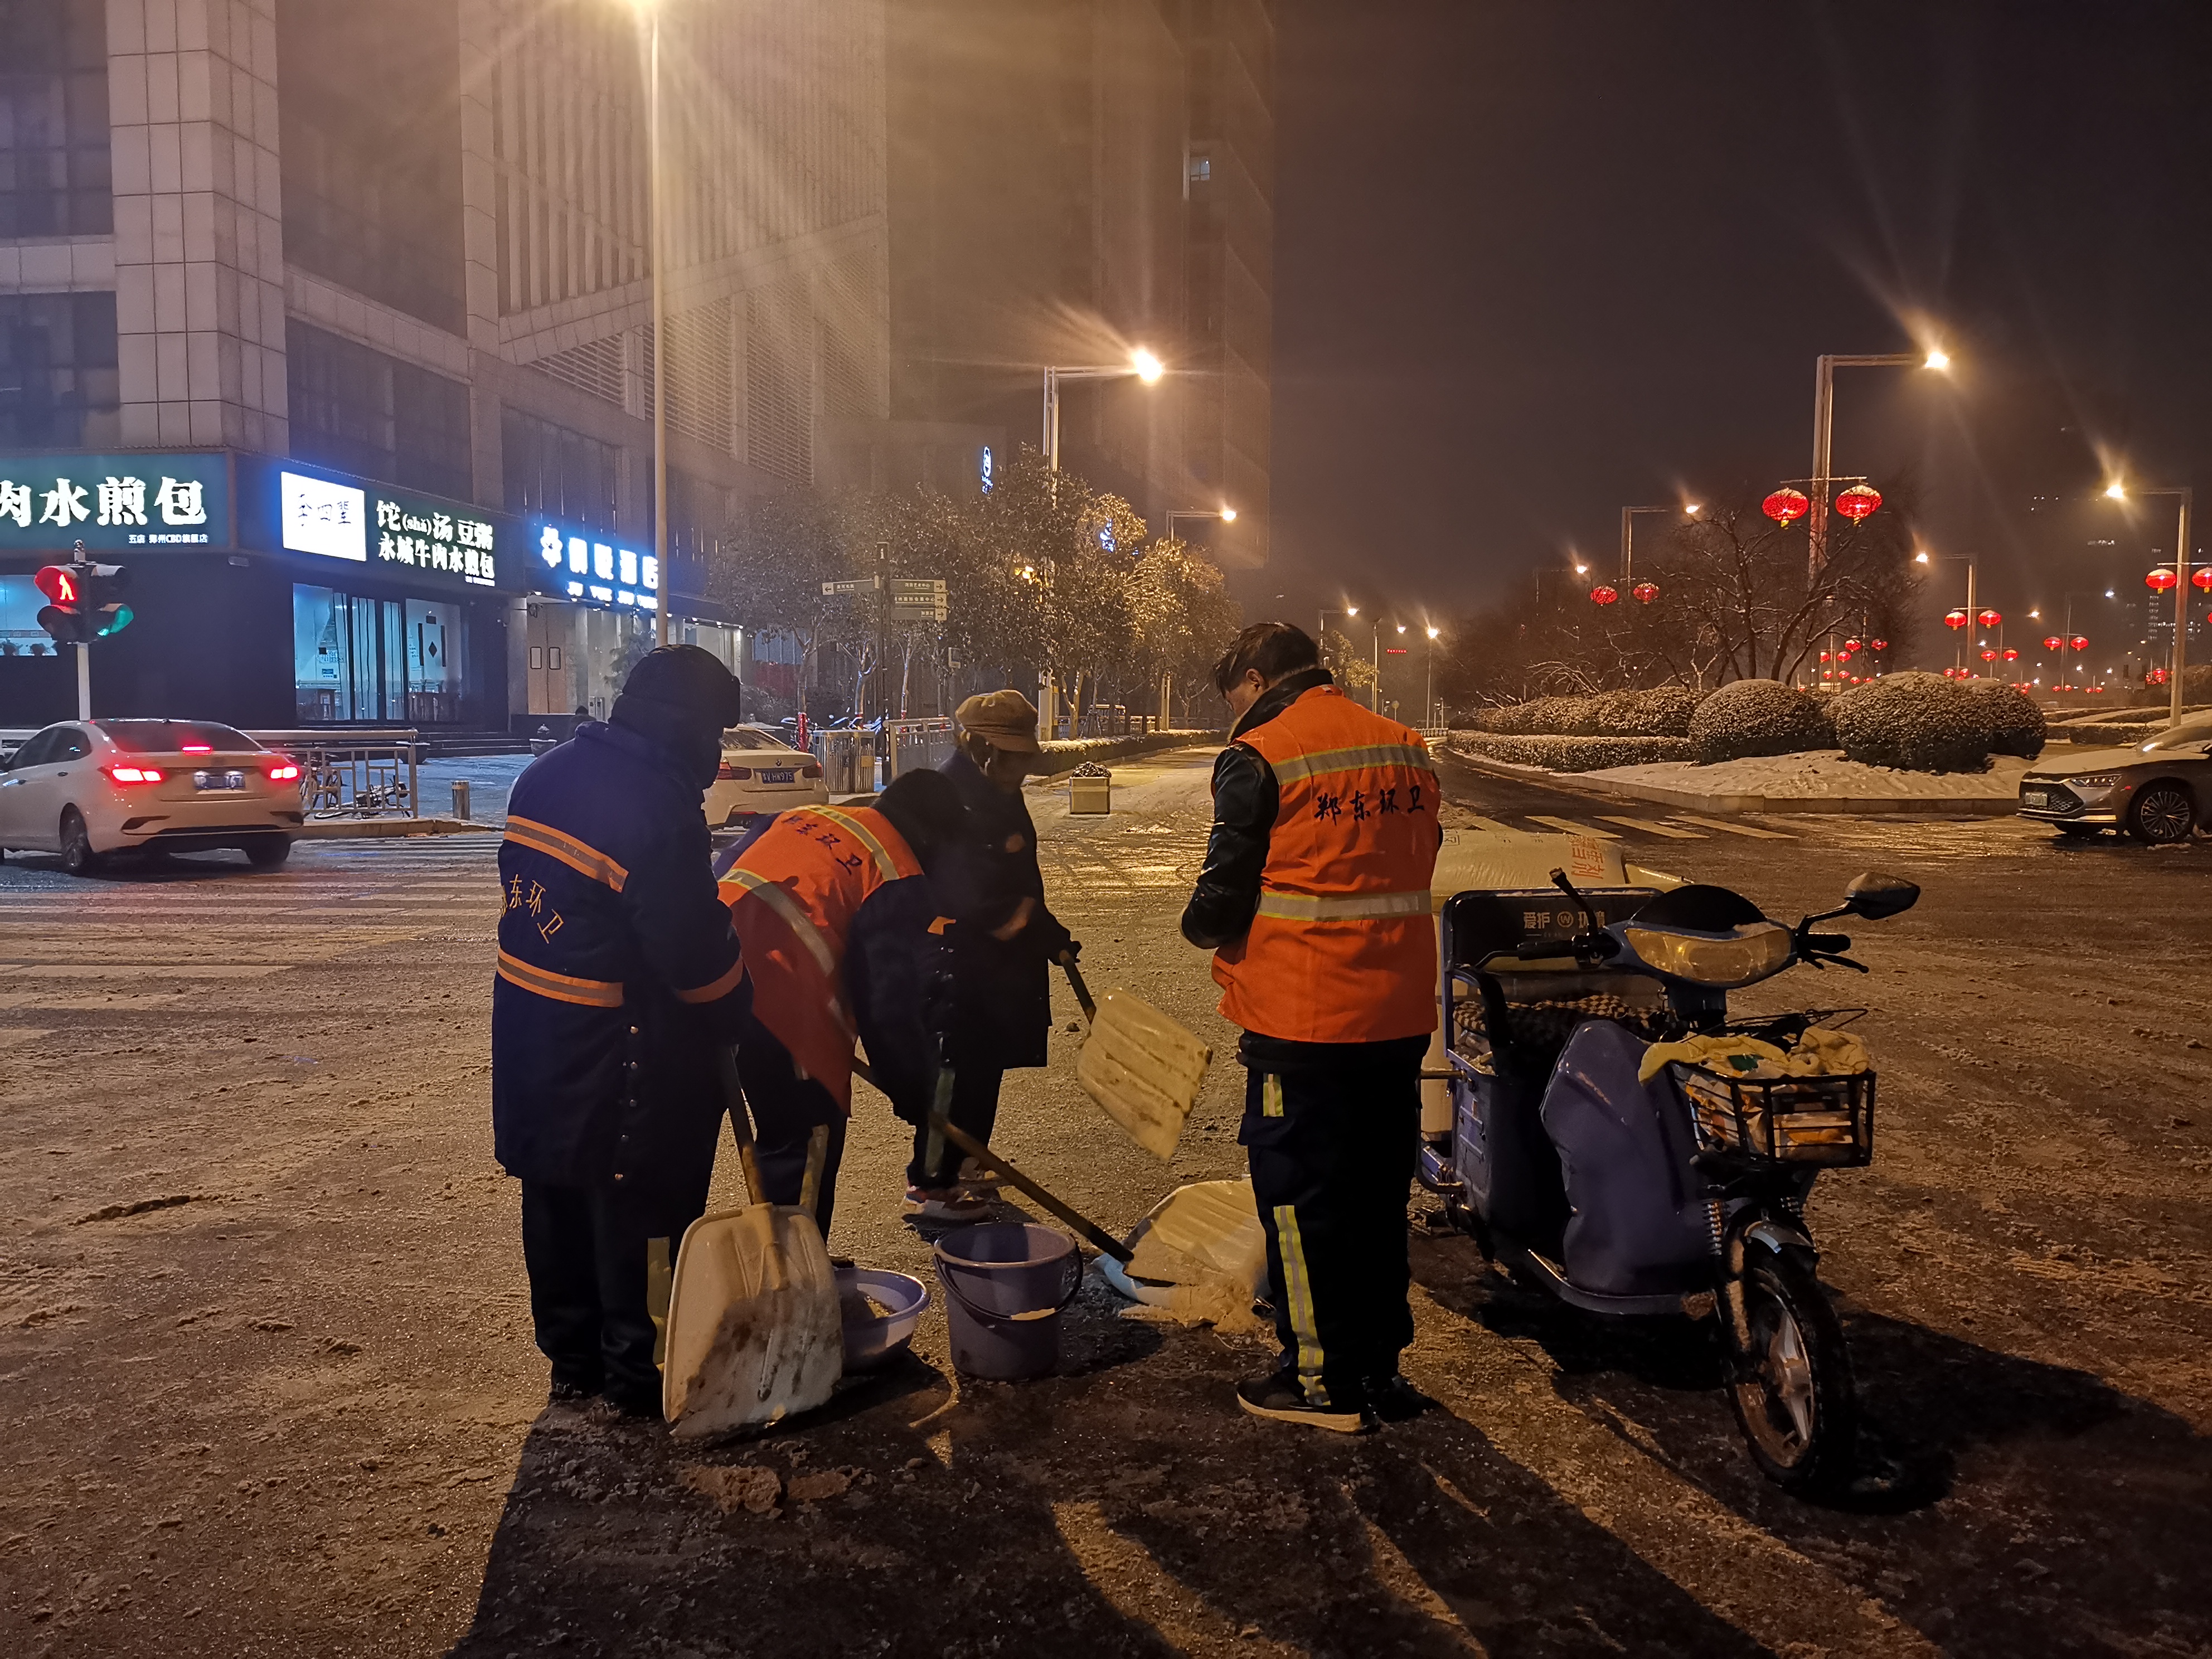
xmin=1 ymin=744 xmax=2208 ymax=1657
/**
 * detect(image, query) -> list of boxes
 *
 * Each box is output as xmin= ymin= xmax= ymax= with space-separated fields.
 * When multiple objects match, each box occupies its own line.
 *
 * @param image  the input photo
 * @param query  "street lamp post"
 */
xmin=1424 ymin=624 xmax=1441 ymax=729
xmin=1318 ymin=605 xmax=1380 ymax=712
xmin=1044 ymin=351 xmax=1164 ymax=476
xmin=2105 ymin=482 xmax=2195 ymax=724
xmin=1619 ymin=503 xmax=1696 ymax=581
xmin=634 ymin=0 xmax=670 ymax=648
xmin=1166 ymin=506 xmax=1236 ymax=540
xmin=1809 ymin=350 xmax=1949 ymax=580
xmin=1915 ymin=549 xmax=1976 ymax=673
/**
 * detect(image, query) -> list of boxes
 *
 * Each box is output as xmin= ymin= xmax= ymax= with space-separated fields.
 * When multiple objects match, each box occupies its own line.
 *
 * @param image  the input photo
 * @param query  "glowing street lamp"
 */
xmin=1808 ymin=347 xmax=1952 ymax=577
xmin=1044 ymin=350 xmax=1166 ymax=474
xmin=1166 ymin=506 xmax=1238 ymax=539
xmin=2104 ymin=479 xmax=2196 ymax=723
xmin=1619 ymin=501 xmax=1697 ymax=582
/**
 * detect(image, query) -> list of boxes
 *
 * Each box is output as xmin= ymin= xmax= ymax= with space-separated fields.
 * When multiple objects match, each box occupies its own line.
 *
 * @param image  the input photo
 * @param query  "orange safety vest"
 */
xmin=717 ymin=804 xmax=923 ymax=1112
xmin=1211 ymin=685 xmax=1442 ymax=1044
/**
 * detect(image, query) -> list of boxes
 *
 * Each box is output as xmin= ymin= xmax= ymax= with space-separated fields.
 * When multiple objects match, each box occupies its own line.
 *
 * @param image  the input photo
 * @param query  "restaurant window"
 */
xmin=288 ymin=321 xmax=473 ymax=500
xmin=293 ymin=583 xmax=468 ymax=725
xmin=0 ymin=0 xmax=111 ymax=237
xmin=502 ymin=407 xmax=620 ymax=530
xmin=0 ymin=292 xmax=120 ymax=448
xmin=0 ymin=572 xmax=60 ymax=656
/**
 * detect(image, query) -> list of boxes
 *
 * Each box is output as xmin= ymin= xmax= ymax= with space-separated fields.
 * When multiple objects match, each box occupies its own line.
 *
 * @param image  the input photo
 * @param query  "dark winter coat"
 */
xmin=937 ymin=749 xmax=1074 ymax=1070
xmin=490 ymin=710 xmax=751 ymax=1197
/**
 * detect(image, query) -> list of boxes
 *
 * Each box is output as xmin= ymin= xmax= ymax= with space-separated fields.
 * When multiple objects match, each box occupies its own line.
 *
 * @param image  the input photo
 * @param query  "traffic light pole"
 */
xmin=76 ymin=641 xmax=90 ymax=720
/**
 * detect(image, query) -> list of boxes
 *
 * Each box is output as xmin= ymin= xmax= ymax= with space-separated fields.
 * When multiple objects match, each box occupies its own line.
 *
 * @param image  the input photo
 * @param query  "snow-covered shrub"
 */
xmin=1967 ymin=681 xmax=2046 ymax=760
xmin=1687 ymin=680 xmax=1835 ymax=764
xmin=1466 ymin=687 xmax=1702 ymax=738
xmin=1451 ymin=733 xmax=1693 ymax=772
xmin=1830 ymin=672 xmax=1992 ymax=772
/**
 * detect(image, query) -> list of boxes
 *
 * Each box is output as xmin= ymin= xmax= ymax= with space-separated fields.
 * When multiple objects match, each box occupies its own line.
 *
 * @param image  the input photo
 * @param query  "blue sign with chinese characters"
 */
xmin=530 ymin=520 xmax=660 ymax=611
xmin=234 ymin=454 xmax=518 ymax=592
xmin=0 ymin=452 xmax=229 ymax=552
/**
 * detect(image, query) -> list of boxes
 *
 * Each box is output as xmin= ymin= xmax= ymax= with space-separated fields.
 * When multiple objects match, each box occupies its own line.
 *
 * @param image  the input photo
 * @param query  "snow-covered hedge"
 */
xmin=1452 ymin=733 xmax=1694 ymax=772
xmin=1466 ymin=687 xmax=1701 ymax=738
xmin=1830 ymin=673 xmax=1991 ymax=772
xmin=1687 ymin=680 xmax=1835 ymax=764
xmin=1967 ymin=682 xmax=2046 ymax=760
xmin=1032 ymin=730 xmax=1224 ymax=774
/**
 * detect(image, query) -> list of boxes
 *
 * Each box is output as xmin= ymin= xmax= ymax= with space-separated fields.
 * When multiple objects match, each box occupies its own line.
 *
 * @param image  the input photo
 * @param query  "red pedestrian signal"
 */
xmin=33 ymin=559 xmax=132 ymax=643
xmin=34 ymin=565 xmax=80 ymax=605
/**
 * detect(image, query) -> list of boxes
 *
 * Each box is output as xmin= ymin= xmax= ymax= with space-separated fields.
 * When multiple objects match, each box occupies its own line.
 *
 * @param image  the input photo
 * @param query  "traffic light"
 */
xmin=33 ymin=559 xmax=131 ymax=643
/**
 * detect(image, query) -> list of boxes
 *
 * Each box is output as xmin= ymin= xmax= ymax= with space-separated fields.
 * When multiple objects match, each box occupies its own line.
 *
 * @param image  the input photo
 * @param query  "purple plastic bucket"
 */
xmin=931 ymin=1223 xmax=1082 ymax=1380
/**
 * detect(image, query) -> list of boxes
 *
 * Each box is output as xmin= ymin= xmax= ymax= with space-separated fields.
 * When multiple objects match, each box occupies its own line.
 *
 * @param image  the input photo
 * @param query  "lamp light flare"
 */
xmin=1923 ymin=350 xmax=1950 ymax=371
xmin=2105 ymin=481 xmax=2128 ymax=501
xmin=1130 ymin=349 xmax=1164 ymax=383
xmin=1219 ymin=506 xmax=1236 ymax=522
xmin=1425 ymin=626 xmax=1440 ymax=640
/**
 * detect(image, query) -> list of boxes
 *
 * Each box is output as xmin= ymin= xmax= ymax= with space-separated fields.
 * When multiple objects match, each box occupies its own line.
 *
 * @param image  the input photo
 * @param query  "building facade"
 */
xmin=0 ymin=0 xmax=1271 ymax=731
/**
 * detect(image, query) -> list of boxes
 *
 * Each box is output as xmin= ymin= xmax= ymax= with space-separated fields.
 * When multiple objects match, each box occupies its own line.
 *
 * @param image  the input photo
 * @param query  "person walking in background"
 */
xmin=492 ymin=646 xmax=753 ymax=1417
xmin=910 ymin=690 xmax=1081 ymax=1221
xmin=715 ymin=769 xmax=969 ymax=1237
xmin=1181 ymin=623 xmax=1443 ymax=1433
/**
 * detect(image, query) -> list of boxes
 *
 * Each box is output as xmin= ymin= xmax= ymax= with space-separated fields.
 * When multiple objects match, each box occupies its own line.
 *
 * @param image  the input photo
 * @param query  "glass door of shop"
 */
xmin=294 ymin=585 xmax=468 ymax=725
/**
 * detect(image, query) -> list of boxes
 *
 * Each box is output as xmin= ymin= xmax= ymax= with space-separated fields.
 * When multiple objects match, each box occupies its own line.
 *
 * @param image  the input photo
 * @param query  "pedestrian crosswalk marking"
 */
xmin=1464 ymin=816 xmax=1517 ymax=834
xmin=1597 ymin=816 xmax=1706 ymax=840
xmin=1525 ymin=815 xmax=1620 ymax=839
xmin=1668 ymin=813 xmax=1794 ymax=840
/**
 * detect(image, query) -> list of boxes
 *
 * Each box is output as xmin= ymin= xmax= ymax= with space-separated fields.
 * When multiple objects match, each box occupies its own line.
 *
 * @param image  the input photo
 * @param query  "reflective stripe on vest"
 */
xmin=808 ymin=806 xmax=904 ymax=882
xmin=1267 ymin=742 xmax=1436 ymax=786
xmin=1254 ymin=887 xmax=1433 ymax=922
xmin=503 ymin=814 xmax=630 ymax=891
xmin=721 ymin=867 xmax=840 ymax=978
xmin=496 ymin=949 xmax=625 ymax=1008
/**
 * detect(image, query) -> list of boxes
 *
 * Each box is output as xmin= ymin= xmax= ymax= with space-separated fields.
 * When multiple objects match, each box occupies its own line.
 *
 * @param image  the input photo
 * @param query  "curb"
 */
xmin=1440 ymin=746 xmax=2020 ymax=818
xmin=298 ymin=817 xmax=501 ymax=838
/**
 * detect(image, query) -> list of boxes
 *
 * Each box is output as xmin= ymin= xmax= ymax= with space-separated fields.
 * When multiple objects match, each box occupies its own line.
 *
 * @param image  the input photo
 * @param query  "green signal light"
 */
xmin=97 ymin=604 xmax=135 ymax=637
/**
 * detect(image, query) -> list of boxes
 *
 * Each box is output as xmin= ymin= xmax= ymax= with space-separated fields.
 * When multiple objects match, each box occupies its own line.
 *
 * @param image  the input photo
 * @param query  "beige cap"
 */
xmin=954 ymin=688 xmax=1042 ymax=753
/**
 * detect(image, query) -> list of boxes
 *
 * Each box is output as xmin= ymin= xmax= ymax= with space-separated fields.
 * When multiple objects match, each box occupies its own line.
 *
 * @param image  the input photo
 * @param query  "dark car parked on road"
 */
xmin=2019 ymin=713 xmax=2212 ymax=842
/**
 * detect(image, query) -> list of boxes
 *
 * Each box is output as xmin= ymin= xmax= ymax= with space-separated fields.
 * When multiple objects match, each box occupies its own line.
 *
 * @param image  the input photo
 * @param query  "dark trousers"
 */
xmin=1239 ymin=1035 xmax=1427 ymax=1409
xmin=521 ymin=1169 xmax=711 ymax=1410
xmin=735 ymin=1027 xmax=847 ymax=1238
xmin=906 ymin=1057 xmax=1004 ymax=1189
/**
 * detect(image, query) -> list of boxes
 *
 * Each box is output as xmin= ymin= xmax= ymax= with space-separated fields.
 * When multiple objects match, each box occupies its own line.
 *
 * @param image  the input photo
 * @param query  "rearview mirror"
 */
xmin=1844 ymin=872 xmax=1920 ymax=920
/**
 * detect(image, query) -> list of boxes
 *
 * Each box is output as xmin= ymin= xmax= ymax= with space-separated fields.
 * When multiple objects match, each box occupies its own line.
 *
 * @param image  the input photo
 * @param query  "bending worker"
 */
xmin=492 ymin=646 xmax=752 ymax=1417
xmin=910 ymin=690 xmax=1080 ymax=1221
xmin=1180 ymin=622 xmax=1442 ymax=1433
xmin=716 ymin=768 xmax=968 ymax=1235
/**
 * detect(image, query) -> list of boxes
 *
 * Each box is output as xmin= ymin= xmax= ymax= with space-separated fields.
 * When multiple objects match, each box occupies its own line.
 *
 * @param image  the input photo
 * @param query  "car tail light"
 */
xmin=801 ymin=765 xmax=822 ymax=779
xmin=719 ymin=764 xmax=752 ymax=780
xmin=105 ymin=764 xmax=164 ymax=784
xmin=267 ymin=762 xmax=300 ymax=782
xmin=180 ymin=743 xmax=212 ymax=753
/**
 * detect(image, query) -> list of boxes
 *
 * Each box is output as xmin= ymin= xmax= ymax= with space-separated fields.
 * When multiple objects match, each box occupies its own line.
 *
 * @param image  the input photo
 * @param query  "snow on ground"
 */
xmin=1589 ymin=748 xmax=2031 ymax=800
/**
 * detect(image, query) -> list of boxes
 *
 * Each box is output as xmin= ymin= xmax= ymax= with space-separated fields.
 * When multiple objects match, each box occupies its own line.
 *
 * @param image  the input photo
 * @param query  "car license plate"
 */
xmin=760 ymin=768 xmax=796 ymax=784
xmin=194 ymin=769 xmax=245 ymax=791
xmin=2021 ymin=788 xmax=2051 ymax=809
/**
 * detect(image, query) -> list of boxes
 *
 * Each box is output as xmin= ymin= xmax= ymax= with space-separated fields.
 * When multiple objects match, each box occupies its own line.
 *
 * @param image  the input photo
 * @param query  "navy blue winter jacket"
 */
xmin=490 ymin=713 xmax=750 ymax=1195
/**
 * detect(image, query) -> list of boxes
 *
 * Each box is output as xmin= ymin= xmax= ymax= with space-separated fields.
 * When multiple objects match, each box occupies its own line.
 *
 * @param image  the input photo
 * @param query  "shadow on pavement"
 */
xmin=1413 ymin=1226 xmax=2212 ymax=1657
xmin=447 ymin=1302 xmax=1777 ymax=1658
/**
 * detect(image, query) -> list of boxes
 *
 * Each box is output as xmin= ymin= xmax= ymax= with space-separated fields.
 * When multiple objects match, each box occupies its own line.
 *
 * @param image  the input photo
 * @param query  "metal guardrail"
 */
xmin=883 ymin=717 xmax=957 ymax=782
xmin=245 ymin=729 xmax=421 ymax=821
xmin=808 ymin=727 xmax=878 ymax=794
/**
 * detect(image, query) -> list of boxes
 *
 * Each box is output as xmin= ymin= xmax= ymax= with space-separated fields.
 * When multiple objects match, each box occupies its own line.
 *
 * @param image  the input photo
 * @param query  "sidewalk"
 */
xmin=1447 ymin=741 xmax=2028 ymax=816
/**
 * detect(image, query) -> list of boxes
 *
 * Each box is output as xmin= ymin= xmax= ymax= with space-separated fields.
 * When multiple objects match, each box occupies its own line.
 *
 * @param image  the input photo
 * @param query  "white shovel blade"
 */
xmin=664 ymin=1203 xmax=843 ymax=1437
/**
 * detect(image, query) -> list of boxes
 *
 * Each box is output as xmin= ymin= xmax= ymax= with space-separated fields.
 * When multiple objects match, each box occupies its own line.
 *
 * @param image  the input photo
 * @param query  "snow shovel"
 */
xmin=662 ymin=1053 xmax=843 ymax=1438
xmin=1060 ymin=953 xmax=1213 ymax=1163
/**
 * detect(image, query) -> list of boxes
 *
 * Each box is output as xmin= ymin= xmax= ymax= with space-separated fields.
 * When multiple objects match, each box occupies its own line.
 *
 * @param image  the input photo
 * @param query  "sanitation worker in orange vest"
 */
xmin=1181 ymin=622 xmax=1443 ymax=1432
xmin=714 ymin=768 xmax=968 ymax=1236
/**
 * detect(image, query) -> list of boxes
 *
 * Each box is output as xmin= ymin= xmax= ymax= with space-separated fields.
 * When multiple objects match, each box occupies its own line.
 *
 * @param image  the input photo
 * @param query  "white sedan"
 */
xmin=702 ymin=723 xmax=829 ymax=827
xmin=0 ymin=719 xmax=304 ymax=875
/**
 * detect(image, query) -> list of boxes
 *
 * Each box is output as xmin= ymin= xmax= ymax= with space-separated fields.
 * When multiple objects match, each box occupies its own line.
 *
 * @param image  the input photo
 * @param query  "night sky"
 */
xmin=1267 ymin=0 xmax=2212 ymax=650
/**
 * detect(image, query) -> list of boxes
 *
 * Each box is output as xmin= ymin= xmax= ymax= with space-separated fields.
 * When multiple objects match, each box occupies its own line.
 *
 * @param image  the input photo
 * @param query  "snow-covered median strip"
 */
xmin=1585 ymin=749 xmax=2030 ymax=812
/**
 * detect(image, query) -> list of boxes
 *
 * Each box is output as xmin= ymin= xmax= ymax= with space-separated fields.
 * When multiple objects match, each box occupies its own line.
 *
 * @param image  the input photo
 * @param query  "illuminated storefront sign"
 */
xmin=253 ymin=460 xmax=503 ymax=590
xmin=532 ymin=521 xmax=659 ymax=610
xmin=0 ymin=451 xmax=228 ymax=551
xmin=281 ymin=470 xmax=367 ymax=561
xmin=375 ymin=492 xmax=499 ymax=588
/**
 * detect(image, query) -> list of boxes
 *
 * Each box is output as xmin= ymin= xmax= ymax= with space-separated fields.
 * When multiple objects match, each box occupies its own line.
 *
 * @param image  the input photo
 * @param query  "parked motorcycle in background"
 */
xmin=1419 ymin=855 xmax=1920 ymax=1492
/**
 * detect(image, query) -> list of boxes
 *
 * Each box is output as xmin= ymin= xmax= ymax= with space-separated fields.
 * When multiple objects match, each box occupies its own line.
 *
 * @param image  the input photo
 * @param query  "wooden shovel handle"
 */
xmin=1058 ymin=952 xmax=1097 ymax=1023
xmin=930 ymin=1112 xmax=1133 ymax=1264
xmin=716 ymin=1047 xmax=767 ymax=1208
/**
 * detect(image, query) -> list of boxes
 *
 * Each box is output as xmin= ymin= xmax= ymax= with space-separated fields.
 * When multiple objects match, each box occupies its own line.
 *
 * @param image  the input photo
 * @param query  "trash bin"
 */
xmin=451 ymin=779 xmax=472 ymax=821
xmin=1070 ymin=766 xmax=1111 ymax=815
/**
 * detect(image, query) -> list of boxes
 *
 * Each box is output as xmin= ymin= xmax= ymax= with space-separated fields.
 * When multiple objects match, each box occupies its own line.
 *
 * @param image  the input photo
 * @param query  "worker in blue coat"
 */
xmin=491 ymin=644 xmax=752 ymax=1416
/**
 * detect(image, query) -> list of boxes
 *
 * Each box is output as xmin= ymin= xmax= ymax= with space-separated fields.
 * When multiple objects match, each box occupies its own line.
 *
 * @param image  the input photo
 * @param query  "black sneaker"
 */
xmin=1235 ymin=1369 xmax=1372 ymax=1434
xmin=547 ymin=1379 xmax=598 ymax=1406
xmin=1362 ymin=1374 xmax=1438 ymax=1424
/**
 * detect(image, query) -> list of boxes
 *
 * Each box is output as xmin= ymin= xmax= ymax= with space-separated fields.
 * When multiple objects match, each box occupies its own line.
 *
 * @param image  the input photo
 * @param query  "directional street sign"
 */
xmin=820 ymin=577 xmax=882 ymax=596
xmin=890 ymin=577 xmax=948 ymax=623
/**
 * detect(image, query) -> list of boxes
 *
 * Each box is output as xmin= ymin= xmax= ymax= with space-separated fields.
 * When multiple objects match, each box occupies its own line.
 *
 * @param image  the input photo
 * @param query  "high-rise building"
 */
xmin=0 ymin=0 xmax=1269 ymax=731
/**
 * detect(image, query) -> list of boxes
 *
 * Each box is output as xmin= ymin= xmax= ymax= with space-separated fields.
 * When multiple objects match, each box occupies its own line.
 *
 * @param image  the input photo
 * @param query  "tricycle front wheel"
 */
xmin=1725 ymin=1242 xmax=1856 ymax=1493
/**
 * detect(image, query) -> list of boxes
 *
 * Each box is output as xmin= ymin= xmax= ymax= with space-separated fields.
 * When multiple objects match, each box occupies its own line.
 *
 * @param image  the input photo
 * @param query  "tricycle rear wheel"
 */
xmin=1725 ymin=1242 xmax=1856 ymax=1493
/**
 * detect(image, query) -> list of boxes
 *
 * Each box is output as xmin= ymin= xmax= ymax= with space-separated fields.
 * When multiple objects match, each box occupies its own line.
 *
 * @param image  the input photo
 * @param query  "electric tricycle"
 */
xmin=1418 ymin=853 xmax=1919 ymax=1492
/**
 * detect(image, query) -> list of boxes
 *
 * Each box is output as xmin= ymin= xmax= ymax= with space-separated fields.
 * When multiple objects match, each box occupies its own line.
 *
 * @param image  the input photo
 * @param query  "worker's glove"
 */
xmin=1031 ymin=915 xmax=1078 ymax=963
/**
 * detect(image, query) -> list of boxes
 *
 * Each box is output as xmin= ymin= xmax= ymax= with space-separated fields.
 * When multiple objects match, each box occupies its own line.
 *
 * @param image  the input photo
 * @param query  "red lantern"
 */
xmin=1589 ymin=585 xmax=1618 ymax=606
xmin=2195 ymin=569 xmax=2212 ymax=593
xmin=1762 ymin=487 xmax=1810 ymax=525
xmin=2002 ymin=648 xmax=2019 ymax=662
xmin=1871 ymin=638 xmax=1888 ymax=651
xmin=1632 ymin=581 xmax=1660 ymax=604
xmin=1833 ymin=483 xmax=1883 ymax=522
xmin=1980 ymin=649 xmax=1997 ymax=662
xmin=2042 ymin=634 xmax=2063 ymax=651
xmin=1943 ymin=610 xmax=1968 ymax=630
xmin=2147 ymin=567 xmax=2178 ymax=593
xmin=1844 ymin=638 xmax=1861 ymax=651
xmin=2148 ymin=667 xmax=2169 ymax=685
xmin=1819 ymin=651 xmax=1832 ymax=662
xmin=1977 ymin=609 xmax=2002 ymax=627
xmin=2070 ymin=634 xmax=2088 ymax=652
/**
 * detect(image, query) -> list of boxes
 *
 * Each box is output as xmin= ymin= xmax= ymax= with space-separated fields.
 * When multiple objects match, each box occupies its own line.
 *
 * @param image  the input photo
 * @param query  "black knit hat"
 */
xmin=620 ymin=644 xmax=743 ymax=731
xmin=874 ymin=767 xmax=967 ymax=867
